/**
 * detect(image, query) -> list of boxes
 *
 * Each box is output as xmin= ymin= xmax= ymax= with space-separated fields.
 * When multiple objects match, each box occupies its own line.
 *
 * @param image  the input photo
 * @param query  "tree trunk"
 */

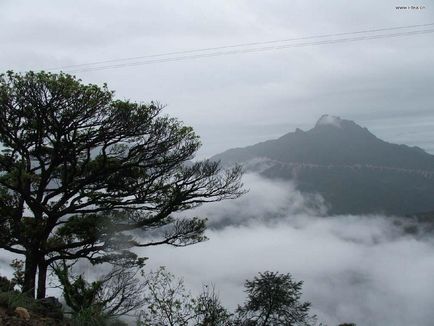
xmin=22 ymin=254 xmax=38 ymax=298
xmin=37 ymin=260 xmax=48 ymax=299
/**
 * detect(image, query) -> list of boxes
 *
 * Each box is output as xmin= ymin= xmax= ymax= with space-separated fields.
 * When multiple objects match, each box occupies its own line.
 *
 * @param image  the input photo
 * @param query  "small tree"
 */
xmin=54 ymin=261 xmax=146 ymax=322
xmin=194 ymin=284 xmax=231 ymax=326
xmin=138 ymin=267 xmax=231 ymax=326
xmin=0 ymin=71 xmax=244 ymax=298
xmin=138 ymin=267 xmax=196 ymax=326
xmin=54 ymin=262 xmax=105 ymax=319
xmin=235 ymin=271 xmax=316 ymax=326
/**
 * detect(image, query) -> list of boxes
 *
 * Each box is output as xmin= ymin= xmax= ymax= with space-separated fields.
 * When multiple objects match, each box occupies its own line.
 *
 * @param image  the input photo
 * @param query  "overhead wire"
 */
xmin=43 ymin=23 xmax=434 ymax=73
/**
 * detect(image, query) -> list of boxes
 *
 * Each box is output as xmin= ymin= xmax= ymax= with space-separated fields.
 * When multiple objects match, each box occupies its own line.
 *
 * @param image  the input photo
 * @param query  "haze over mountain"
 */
xmin=212 ymin=115 xmax=434 ymax=215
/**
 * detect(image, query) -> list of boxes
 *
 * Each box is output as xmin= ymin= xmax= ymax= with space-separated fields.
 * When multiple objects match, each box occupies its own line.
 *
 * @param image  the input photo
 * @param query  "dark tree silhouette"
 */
xmin=194 ymin=284 xmax=231 ymax=325
xmin=235 ymin=271 xmax=316 ymax=326
xmin=0 ymin=71 xmax=244 ymax=298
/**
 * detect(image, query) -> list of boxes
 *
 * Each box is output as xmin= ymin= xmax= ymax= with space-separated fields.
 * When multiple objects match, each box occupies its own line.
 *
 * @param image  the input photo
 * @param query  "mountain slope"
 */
xmin=212 ymin=115 xmax=434 ymax=215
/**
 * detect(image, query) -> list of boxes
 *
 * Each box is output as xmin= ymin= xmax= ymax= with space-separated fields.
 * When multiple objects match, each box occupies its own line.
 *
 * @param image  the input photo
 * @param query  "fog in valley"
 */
xmin=2 ymin=173 xmax=432 ymax=325
xmin=142 ymin=174 xmax=434 ymax=326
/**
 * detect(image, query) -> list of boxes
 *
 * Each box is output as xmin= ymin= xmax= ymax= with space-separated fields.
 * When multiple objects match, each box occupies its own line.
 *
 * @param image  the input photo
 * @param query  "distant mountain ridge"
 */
xmin=212 ymin=115 xmax=434 ymax=215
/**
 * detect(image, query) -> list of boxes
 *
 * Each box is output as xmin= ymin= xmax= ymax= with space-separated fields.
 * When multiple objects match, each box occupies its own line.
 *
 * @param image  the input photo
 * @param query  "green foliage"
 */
xmin=54 ymin=261 xmax=105 ymax=322
xmin=0 ymin=275 xmax=16 ymax=292
xmin=235 ymin=271 xmax=316 ymax=326
xmin=10 ymin=259 xmax=24 ymax=290
xmin=0 ymin=290 xmax=40 ymax=311
xmin=68 ymin=306 xmax=111 ymax=326
xmin=137 ymin=267 xmax=231 ymax=326
xmin=0 ymin=70 xmax=244 ymax=298
xmin=0 ymin=276 xmax=64 ymax=320
xmin=138 ymin=267 xmax=196 ymax=326
xmin=54 ymin=260 xmax=146 ymax=324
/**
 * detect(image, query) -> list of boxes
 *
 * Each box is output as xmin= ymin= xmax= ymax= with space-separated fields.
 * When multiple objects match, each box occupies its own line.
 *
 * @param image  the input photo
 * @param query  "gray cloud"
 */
xmin=1 ymin=174 xmax=433 ymax=325
xmin=141 ymin=174 xmax=434 ymax=326
xmin=188 ymin=172 xmax=328 ymax=226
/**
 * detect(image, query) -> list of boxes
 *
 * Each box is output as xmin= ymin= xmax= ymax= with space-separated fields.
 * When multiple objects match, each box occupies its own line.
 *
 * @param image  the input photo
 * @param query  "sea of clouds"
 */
xmin=1 ymin=173 xmax=434 ymax=325
xmin=141 ymin=173 xmax=434 ymax=326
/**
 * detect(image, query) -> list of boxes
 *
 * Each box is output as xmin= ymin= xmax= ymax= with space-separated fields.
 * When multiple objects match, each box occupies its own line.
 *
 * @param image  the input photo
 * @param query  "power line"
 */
xmin=60 ymin=28 xmax=434 ymax=73
xmin=47 ymin=22 xmax=434 ymax=71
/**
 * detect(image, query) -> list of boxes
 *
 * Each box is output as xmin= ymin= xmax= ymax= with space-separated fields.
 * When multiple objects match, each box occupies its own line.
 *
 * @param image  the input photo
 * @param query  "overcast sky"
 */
xmin=1 ymin=0 xmax=434 ymax=157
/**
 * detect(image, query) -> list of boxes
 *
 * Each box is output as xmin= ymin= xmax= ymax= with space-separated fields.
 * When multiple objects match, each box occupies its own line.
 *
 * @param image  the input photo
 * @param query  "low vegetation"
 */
xmin=1 ymin=265 xmax=327 ymax=326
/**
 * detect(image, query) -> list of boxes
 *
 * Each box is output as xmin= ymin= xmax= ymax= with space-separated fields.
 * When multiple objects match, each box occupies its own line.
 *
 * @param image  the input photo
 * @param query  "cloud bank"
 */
xmin=1 ymin=173 xmax=433 ymax=325
xmin=142 ymin=173 xmax=434 ymax=326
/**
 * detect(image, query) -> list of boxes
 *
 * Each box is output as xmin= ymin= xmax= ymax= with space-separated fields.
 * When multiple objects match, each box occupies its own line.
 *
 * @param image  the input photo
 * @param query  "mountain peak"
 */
xmin=312 ymin=114 xmax=370 ymax=137
xmin=315 ymin=114 xmax=343 ymax=128
xmin=211 ymin=115 xmax=434 ymax=215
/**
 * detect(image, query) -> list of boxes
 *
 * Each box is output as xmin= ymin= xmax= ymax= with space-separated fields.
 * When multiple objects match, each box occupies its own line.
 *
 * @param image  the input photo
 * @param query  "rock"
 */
xmin=15 ymin=306 xmax=30 ymax=320
xmin=35 ymin=297 xmax=63 ymax=320
xmin=37 ymin=297 xmax=62 ymax=310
